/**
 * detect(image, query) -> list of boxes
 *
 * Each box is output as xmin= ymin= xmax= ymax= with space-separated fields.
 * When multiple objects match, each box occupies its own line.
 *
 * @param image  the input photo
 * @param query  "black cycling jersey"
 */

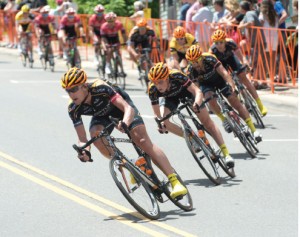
xmin=188 ymin=53 xmax=222 ymax=85
xmin=129 ymin=26 xmax=155 ymax=48
xmin=210 ymin=38 xmax=238 ymax=62
xmin=148 ymin=70 xmax=192 ymax=105
xmin=68 ymin=80 xmax=135 ymax=127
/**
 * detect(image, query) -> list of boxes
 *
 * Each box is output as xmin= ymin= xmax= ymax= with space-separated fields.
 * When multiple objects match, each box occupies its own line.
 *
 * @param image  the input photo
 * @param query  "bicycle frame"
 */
xmin=66 ymin=37 xmax=81 ymax=68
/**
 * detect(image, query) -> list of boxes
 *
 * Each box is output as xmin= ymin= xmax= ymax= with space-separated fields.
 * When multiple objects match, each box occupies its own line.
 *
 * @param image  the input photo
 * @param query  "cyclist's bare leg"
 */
xmin=238 ymin=71 xmax=259 ymax=99
xmin=90 ymin=125 xmax=114 ymax=159
xmin=161 ymin=106 xmax=184 ymax=137
xmin=129 ymin=124 xmax=174 ymax=176
xmin=227 ymin=94 xmax=250 ymax=120
xmin=195 ymin=107 xmax=225 ymax=146
xmin=205 ymin=91 xmax=222 ymax=116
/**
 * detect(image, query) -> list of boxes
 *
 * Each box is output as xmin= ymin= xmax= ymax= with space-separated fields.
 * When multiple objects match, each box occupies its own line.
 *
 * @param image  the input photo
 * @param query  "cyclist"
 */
xmin=100 ymin=12 xmax=127 ymax=75
xmin=88 ymin=4 xmax=106 ymax=66
xmin=169 ymin=26 xmax=198 ymax=72
xmin=15 ymin=4 xmax=34 ymax=63
xmin=61 ymin=67 xmax=188 ymax=199
xmin=209 ymin=29 xmax=268 ymax=116
xmin=127 ymin=18 xmax=157 ymax=64
xmin=59 ymin=7 xmax=85 ymax=61
xmin=147 ymin=62 xmax=235 ymax=167
xmin=185 ymin=44 xmax=262 ymax=143
xmin=34 ymin=5 xmax=56 ymax=65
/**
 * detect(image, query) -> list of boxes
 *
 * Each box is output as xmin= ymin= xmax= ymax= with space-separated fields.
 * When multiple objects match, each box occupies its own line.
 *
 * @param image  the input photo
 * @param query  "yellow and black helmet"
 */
xmin=61 ymin=67 xmax=87 ymax=89
xmin=211 ymin=29 xmax=227 ymax=42
xmin=148 ymin=62 xmax=169 ymax=82
xmin=185 ymin=45 xmax=203 ymax=62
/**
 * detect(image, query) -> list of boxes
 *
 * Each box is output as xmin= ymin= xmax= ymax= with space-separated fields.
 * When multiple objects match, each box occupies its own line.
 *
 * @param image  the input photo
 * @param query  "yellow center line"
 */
xmin=0 ymin=160 xmax=166 ymax=237
xmin=0 ymin=151 xmax=197 ymax=237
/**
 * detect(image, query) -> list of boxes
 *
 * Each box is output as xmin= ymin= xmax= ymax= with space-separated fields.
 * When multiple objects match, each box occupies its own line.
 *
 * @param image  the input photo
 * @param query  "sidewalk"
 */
xmin=0 ymin=45 xmax=298 ymax=115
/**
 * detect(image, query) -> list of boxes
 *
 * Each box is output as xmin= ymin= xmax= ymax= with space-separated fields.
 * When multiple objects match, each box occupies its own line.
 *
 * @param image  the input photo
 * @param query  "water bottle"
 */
xmin=135 ymin=156 xmax=152 ymax=175
xmin=198 ymin=129 xmax=210 ymax=146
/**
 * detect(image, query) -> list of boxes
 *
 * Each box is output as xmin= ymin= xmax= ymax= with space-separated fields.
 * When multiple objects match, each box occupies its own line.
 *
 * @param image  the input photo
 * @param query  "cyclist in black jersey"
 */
xmin=210 ymin=29 xmax=267 ymax=116
xmin=186 ymin=44 xmax=262 ymax=143
xmin=61 ymin=67 xmax=187 ymax=199
xmin=148 ymin=62 xmax=235 ymax=167
xmin=127 ymin=18 xmax=157 ymax=65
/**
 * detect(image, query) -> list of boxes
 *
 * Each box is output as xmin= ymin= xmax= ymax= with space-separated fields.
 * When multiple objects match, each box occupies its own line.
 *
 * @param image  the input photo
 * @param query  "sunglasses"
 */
xmin=66 ymin=85 xmax=80 ymax=93
xmin=107 ymin=20 xmax=114 ymax=23
xmin=138 ymin=26 xmax=146 ymax=30
xmin=176 ymin=37 xmax=185 ymax=41
xmin=215 ymin=41 xmax=225 ymax=45
xmin=188 ymin=56 xmax=203 ymax=64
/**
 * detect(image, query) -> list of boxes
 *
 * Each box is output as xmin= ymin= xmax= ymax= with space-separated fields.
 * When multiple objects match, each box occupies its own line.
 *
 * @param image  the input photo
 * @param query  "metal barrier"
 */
xmin=0 ymin=11 xmax=297 ymax=92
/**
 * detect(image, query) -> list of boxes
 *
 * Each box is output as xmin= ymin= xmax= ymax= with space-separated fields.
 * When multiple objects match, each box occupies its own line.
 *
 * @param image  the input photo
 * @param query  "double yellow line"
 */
xmin=0 ymin=151 xmax=197 ymax=237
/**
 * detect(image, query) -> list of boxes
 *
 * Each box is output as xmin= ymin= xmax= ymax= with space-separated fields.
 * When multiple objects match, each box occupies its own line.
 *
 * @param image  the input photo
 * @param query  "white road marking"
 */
xmin=10 ymin=80 xmax=58 ymax=83
xmin=233 ymin=138 xmax=298 ymax=142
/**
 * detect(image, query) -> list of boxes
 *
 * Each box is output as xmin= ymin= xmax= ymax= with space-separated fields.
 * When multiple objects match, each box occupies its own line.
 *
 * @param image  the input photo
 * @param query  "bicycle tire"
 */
xmin=242 ymin=90 xmax=265 ymax=128
xmin=115 ymin=55 xmax=126 ymax=90
xmin=109 ymin=158 xmax=160 ymax=220
xmin=40 ymin=56 xmax=47 ymax=70
xmin=184 ymin=128 xmax=221 ymax=185
xmin=162 ymin=172 xmax=193 ymax=212
xmin=21 ymin=53 xmax=27 ymax=67
xmin=74 ymin=48 xmax=81 ymax=68
xmin=227 ymin=111 xmax=258 ymax=158
xmin=216 ymin=154 xmax=236 ymax=178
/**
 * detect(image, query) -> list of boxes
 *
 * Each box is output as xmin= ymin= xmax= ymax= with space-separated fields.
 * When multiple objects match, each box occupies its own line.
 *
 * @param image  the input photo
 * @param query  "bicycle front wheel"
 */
xmin=114 ymin=55 xmax=126 ymax=90
xmin=109 ymin=158 xmax=160 ymax=220
xmin=184 ymin=129 xmax=221 ymax=185
xmin=21 ymin=53 xmax=27 ymax=67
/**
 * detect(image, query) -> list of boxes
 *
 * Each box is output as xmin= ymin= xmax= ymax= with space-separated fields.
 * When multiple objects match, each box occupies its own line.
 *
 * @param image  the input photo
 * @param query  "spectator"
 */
xmin=270 ymin=0 xmax=289 ymax=82
xmin=4 ymin=0 xmax=18 ymax=48
xmin=286 ymin=26 xmax=298 ymax=77
xmin=185 ymin=0 xmax=201 ymax=33
xmin=259 ymin=0 xmax=279 ymax=82
xmin=30 ymin=0 xmax=48 ymax=14
xmin=238 ymin=1 xmax=267 ymax=87
xmin=211 ymin=0 xmax=230 ymax=29
xmin=62 ymin=0 xmax=77 ymax=12
xmin=192 ymin=0 xmax=213 ymax=51
xmin=291 ymin=0 xmax=298 ymax=25
xmin=130 ymin=1 xmax=145 ymax=19
xmin=179 ymin=0 xmax=193 ymax=22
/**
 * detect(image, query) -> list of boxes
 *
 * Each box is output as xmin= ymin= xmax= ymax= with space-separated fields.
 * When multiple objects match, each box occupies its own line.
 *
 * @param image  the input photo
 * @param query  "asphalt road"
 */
xmin=0 ymin=51 xmax=298 ymax=237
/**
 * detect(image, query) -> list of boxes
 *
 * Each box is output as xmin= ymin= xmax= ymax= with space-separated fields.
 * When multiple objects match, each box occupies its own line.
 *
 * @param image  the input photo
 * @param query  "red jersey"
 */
xmin=59 ymin=15 xmax=81 ymax=29
xmin=100 ymin=20 xmax=125 ymax=43
xmin=35 ymin=14 xmax=55 ymax=26
xmin=88 ymin=14 xmax=106 ymax=28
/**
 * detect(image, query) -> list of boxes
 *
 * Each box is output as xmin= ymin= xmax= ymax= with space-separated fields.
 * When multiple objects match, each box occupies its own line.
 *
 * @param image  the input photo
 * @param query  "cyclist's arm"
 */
xmin=111 ymin=95 xmax=135 ymax=129
xmin=234 ymin=48 xmax=244 ymax=63
xmin=187 ymin=82 xmax=203 ymax=107
xmin=74 ymin=124 xmax=90 ymax=150
xmin=151 ymin=104 xmax=162 ymax=119
xmin=216 ymin=64 xmax=235 ymax=91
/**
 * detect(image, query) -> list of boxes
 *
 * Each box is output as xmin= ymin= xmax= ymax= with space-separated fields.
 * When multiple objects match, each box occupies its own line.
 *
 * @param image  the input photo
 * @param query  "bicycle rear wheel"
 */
xmin=227 ymin=112 xmax=259 ymax=158
xmin=162 ymin=172 xmax=193 ymax=212
xmin=40 ymin=56 xmax=47 ymax=70
xmin=109 ymin=158 xmax=160 ymax=220
xmin=242 ymin=90 xmax=265 ymax=128
xmin=184 ymin=129 xmax=221 ymax=185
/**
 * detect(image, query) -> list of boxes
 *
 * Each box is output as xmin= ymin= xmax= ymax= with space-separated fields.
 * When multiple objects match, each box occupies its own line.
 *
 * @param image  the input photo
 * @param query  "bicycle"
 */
xmin=66 ymin=36 xmax=81 ymax=69
xmin=105 ymin=43 xmax=127 ymax=90
xmin=94 ymin=42 xmax=106 ymax=78
xmin=73 ymin=116 xmax=193 ymax=220
xmin=155 ymin=98 xmax=235 ymax=185
xmin=231 ymin=66 xmax=265 ymax=128
xmin=136 ymin=47 xmax=153 ymax=91
xmin=19 ymin=32 xmax=33 ymax=68
xmin=210 ymin=87 xmax=259 ymax=158
xmin=39 ymin=34 xmax=55 ymax=72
